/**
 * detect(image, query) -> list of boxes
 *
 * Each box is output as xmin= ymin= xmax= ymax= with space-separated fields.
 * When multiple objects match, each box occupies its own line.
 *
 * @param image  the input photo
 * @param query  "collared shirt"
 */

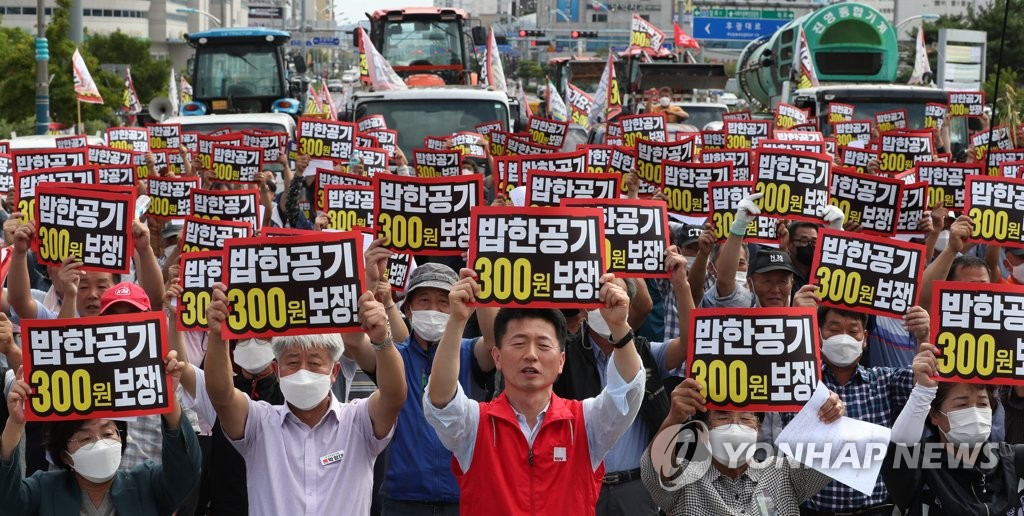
xmin=655 ymin=279 xmax=681 ymax=341
xmin=229 ymin=395 xmax=393 ymax=516
xmin=424 ymin=360 xmax=644 ymax=472
xmin=640 ymin=448 xmax=831 ymax=516
xmin=864 ymin=315 xmax=917 ymax=369
xmin=780 ymin=364 xmax=914 ymax=512
xmin=700 ymin=282 xmax=756 ymax=309
xmin=121 ymin=415 xmax=164 ymax=470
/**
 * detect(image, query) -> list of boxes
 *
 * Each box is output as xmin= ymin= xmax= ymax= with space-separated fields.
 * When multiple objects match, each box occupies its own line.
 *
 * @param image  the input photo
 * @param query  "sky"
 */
xmin=335 ymin=0 xmax=435 ymax=25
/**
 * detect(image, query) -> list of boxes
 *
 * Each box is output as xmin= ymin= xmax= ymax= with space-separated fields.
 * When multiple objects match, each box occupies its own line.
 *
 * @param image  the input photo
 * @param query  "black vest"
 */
xmin=554 ymin=327 xmax=670 ymax=443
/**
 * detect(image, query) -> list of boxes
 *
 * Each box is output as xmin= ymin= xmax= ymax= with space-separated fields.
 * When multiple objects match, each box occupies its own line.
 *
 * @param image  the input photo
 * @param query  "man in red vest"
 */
xmin=425 ymin=270 xmax=645 ymax=515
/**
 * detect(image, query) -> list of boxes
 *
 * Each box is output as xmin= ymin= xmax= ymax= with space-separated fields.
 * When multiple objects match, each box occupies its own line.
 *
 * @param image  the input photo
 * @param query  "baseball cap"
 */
xmin=99 ymin=282 xmax=151 ymax=315
xmin=349 ymin=156 xmax=363 ymax=167
xmin=675 ymin=224 xmax=704 ymax=248
xmin=161 ymin=222 xmax=183 ymax=240
xmin=1009 ymin=248 xmax=1024 ymax=257
xmin=405 ymin=263 xmax=458 ymax=301
xmin=750 ymin=248 xmax=800 ymax=276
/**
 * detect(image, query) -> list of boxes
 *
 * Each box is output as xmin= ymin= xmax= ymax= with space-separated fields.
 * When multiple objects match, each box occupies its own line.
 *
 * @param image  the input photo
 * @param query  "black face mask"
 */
xmin=795 ymin=245 xmax=815 ymax=266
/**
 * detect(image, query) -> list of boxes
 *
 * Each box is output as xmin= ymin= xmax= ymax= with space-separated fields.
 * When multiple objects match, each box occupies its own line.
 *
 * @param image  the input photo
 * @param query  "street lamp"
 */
xmin=895 ymin=13 xmax=940 ymax=30
xmin=177 ymin=7 xmax=222 ymax=27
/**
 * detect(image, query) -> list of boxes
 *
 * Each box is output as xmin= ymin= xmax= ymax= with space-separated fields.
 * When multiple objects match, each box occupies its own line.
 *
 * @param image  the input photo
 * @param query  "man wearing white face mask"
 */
xmin=342 ymin=253 xmax=498 ymax=515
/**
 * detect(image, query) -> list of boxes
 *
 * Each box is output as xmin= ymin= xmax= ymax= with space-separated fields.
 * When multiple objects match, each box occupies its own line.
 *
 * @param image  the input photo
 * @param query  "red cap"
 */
xmin=99 ymin=282 xmax=151 ymax=315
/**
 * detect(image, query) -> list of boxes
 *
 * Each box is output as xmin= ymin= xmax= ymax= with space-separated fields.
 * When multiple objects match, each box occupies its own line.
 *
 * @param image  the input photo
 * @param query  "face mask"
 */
xmin=659 ymin=96 xmax=671 ymax=107
xmin=586 ymin=309 xmax=611 ymax=339
xmin=821 ymin=334 xmax=863 ymax=367
xmin=69 ymin=439 xmax=122 ymax=483
xmin=1012 ymin=262 xmax=1024 ymax=283
xmin=233 ymin=338 xmax=275 ymax=374
xmin=734 ymin=271 xmax=748 ymax=286
xmin=279 ymin=369 xmax=332 ymax=410
xmin=941 ymin=406 xmax=992 ymax=445
xmin=708 ymin=424 xmax=757 ymax=468
xmin=411 ymin=310 xmax=449 ymax=343
xmin=795 ymin=245 xmax=815 ymax=266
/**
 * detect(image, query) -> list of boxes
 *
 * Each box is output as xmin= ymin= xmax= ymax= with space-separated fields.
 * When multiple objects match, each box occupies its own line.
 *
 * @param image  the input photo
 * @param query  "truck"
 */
xmin=736 ymin=2 xmax=967 ymax=155
xmin=182 ymin=28 xmax=302 ymax=116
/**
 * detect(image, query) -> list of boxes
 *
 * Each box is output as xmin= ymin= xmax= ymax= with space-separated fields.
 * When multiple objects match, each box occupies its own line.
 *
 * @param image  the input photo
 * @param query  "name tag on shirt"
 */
xmin=553 ymin=447 xmax=566 ymax=462
xmin=320 ymin=450 xmax=345 ymax=466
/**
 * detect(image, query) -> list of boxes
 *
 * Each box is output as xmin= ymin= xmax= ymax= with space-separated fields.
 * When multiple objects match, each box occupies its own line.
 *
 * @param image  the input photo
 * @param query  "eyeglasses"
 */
xmin=792 ymin=238 xmax=817 ymax=247
xmin=67 ymin=428 xmax=122 ymax=449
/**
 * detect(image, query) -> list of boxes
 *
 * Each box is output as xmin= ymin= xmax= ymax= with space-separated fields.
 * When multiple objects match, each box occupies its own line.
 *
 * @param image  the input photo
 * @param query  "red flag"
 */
xmin=674 ymin=23 xmax=700 ymax=50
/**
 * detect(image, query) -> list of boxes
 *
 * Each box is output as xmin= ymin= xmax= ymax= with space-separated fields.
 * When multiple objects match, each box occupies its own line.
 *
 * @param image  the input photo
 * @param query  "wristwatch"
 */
xmin=611 ymin=329 xmax=635 ymax=349
xmin=371 ymin=329 xmax=394 ymax=351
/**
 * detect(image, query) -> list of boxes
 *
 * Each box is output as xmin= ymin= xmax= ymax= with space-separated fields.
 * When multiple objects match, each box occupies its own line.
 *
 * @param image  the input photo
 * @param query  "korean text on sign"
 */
xmin=191 ymin=188 xmax=260 ymax=232
xmin=14 ymin=165 xmax=99 ymax=222
xmin=708 ymin=181 xmax=779 ymax=244
xmin=298 ymin=117 xmax=355 ymax=159
xmin=753 ymin=148 xmax=830 ymax=224
xmin=374 ymin=174 xmax=482 ymax=256
xmin=828 ymin=168 xmax=905 ymax=237
xmin=562 ymin=198 xmax=670 ymax=279
xmin=963 ymin=175 xmax=1024 ymax=248
xmin=148 ymin=176 xmax=201 ymax=220
xmin=181 ymin=215 xmax=252 ymax=253
xmin=526 ymin=171 xmax=620 ymax=207
xmin=34 ymin=184 xmax=135 ymax=274
xmin=324 ymin=185 xmax=375 ymax=231
xmin=177 ymin=251 xmax=222 ymax=332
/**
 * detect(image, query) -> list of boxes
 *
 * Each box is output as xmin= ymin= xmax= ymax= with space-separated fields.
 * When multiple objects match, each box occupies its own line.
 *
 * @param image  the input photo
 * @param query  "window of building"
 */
xmin=592 ymin=13 xmax=607 ymax=22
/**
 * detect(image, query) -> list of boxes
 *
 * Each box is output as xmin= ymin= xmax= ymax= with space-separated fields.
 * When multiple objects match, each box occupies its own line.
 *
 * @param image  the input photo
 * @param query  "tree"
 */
xmin=84 ymin=30 xmax=171 ymax=109
xmin=966 ymin=0 xmax=1024 ymax=77
xmin=0 ymin=27 xmax=38 ymax=125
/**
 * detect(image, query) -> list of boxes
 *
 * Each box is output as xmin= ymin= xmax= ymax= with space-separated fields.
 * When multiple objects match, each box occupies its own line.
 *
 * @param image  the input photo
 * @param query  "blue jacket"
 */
xmin=0 ymin=415 xmax=202 ymax=516
xmin=384 ymin=336 xmax=484 ymax=503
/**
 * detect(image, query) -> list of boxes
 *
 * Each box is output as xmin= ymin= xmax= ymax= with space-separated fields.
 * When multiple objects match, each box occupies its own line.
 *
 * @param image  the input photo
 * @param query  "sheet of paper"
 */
xmin=775 ymin=382 xmax=892 ymax=495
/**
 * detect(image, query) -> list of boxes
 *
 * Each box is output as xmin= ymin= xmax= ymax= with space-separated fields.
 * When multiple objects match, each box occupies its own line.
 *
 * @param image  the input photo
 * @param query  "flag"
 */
xmin=180 ymin=75 xmax=193 ymax=104
xmin=589 ymin=52 xmax=622 ymax=124
xmin=516 ymin=79 xmax=533 ymax=119
xmin=546 ymin=79 xmax=568 ymax=122
xmin=590 ymin=0 xmax=609 ymax=12
xmin=566 ymin=83 xmax=594 ymax=130
xmin=122 ymin=67 xmax=142 ymax=114
xmin=72 ymin=48 xmax=103 ymax=104
xmin=630 ymin=14 xmax=666 ymax=53
xmin=168 ymin=69 xmax=179 ymax=117
xmin=358 ymin=27 xmax=407 ymax=91
xmin=908 ymin=28 xmax=932 ymax=85
xmin=481 ymin=28 xmax=508 ymax=93
xmin=304 ymin=84 xmax=323 ymax=115
xmin=673 ymin=22 xmax=700 ymax=50
xmin=320 ymin=81 xmax=337 ymax=120
xmin=794 ymin=27 xmax=819 ymax=89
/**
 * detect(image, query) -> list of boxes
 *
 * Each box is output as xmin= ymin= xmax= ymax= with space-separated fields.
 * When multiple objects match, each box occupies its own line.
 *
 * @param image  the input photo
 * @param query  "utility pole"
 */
xmin=35 ymin=0 xmax=49 ymax=135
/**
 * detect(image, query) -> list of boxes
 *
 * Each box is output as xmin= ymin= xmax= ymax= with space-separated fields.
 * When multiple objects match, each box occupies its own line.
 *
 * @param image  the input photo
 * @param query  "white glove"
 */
xmin=820 ymin=205 xmax=845 ymax=230
xmin=730 ymin=193 xmax=763 ymax=236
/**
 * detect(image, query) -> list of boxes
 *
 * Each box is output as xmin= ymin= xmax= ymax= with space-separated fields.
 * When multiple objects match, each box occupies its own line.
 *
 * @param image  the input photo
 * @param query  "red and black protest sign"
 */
xmin=181 ymin=132 xmax=199 ymax=153
xmin=916 ymin=161 xmax=982 ymax=209
xmin=896 ymin=181 xmax=929 ymax=236
xmin=0 ymin=154 xmax=11 ymax=193
xmin=354 ymin=146 xmax=389 ymax=176
xmin=221 ymin=231 xmax=367 ymax=338
xmin=774 ymin=129 xmax=823 ymax=142
xmin=702 ymin=149 xmax=753 ymax=182
xmin=636 ymin=137 xmax=695 ymax=187
xmin=725 ymin=119 xmax=771 ymax=149
xmin=468 ymin=206 xmax=605 ymax=308
xmin=147 ymin=123 xmax=181 ymax=150
xmin=583 ymin=145 xmax=613 ymax=174
xmin=449 ymin=132 xmax=488 ymax=159
xmin=55 ymin=135 xmax=87 ymax=149
xmin=1002 ymin=161 xmax=1024 ymax=179
xmin=475 ymin=121 xmax=504 ymax=137
xmin=527 ymin=116 xmax=570 ymax=148
xmin=924 ymin=103 xmax=948 ymax=130
xmin=243 ymin=130 xmax=288 ymax=163
xmin=147 ymin=176 xmax=200 ymax=220
xmin=828 ymin=168 xmax=904 ymax=237
xmin=176 ymin=251 xmax=222 ymax=332
xmin=374 ymin=174 xmax=482 ymax=256
xmin=357 ymin=114 xmax=388 ymax=133
xmin=775 ymin=103 xmax=809 ymax=129
xmin=0 ymin=141 xmax=8 ymax=154
xmin=605 ymin=122 xmax=624 ymax=147
xmin=661 ymin=161 xmax=730 ymax=217
xmin=810 ymin=228 xmax=925 ymax=318
xmin=702 ymin=130 xmax=726 ymax=151
xmin=875 ymin=109 xmax=908 ymax=132
xmin=191 ymin=188 xmax=260 ymax=232
xmin=722 ymin=111 xmax=752 ymax=121
xmin=752 ymin=148 xmax=830 ymax=224
xmin=759 ymin=139 xmax=824 ymax=154
xmin=487 ymin=131 xmax=509 ymax=157
xmin=495 ymin=151 xmax=588 ymax=193
xmin=22 ymin=312 xmax=171 ymax=421
xmin=314 ymin=168 xmax=371 ymax=212
xmin=525 ymin=170 xmax=621 ymax=207
xmin=687 ymin=307 xmax=820 ymax=411
xmin=930 ymin=281 xmax=1024 ymax=386
xmin=971 ymin=126 xmax=1015 ymax=161
xmin=708 ymin=181 xmax=778 ymax=244
xmin=879 ymin=131 xmax=934 ymax=173
xmin=948 ymin=91 xmax=985 ymax=118
xmin=12 ymin=148 xmax=87 ymax=174
xmin=838 ymin=146 xmax=878 ymax=175
xmin=827 ymin=103 xmax=855 ymax=123
xmin=367 ymin=129 xmax=398 ymax=158
xmin=832 ymin=120 xmax=873 ymax=147
xmin=33 ymin=184 xmax=134 ymax=274
xmin=14 ymin=165 xmax=99 ymax=221
xmin=297 ymin=117 xmax=355 ymax=159
xmin=963 ymin=175 xmax=1024 ymax=248
xmin=88 ymin=145 xmax=133 ymax=167
xmin=357 ymin=228 xmax=416 ymax=292
xmin=424 ymin=135 xmax=448 ymax=151
xmin=506 ymin=134 xmax=558 ymax=156
xmin=106 ymin=127 xmax=150 ymax=153
xmin=621 ymin=113 xmax=668 ymax=147
xmin=211 ymin=144 xmax=262 ymax=183
xmin=180 ymin=215 xmax=252 ymax=253
xmin=562 ymin=198 xmax=670 ymax=279
xmin=196 ymin=133 xmax=242 ymax=170
xmin=984 ymin=149 xmax=1024 ymax=177
xmin=324 ymin=185 xmax=374 ymax=231
xmin=356 ymin=132 xmax=380 ymax=150
xmin=152 ymin=149 xmax=184 ymax=176
xmin=413 ymin=148 xmax=461 ymax=178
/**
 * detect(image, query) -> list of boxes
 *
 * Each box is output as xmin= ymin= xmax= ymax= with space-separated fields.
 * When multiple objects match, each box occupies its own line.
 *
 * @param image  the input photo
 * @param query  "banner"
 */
xmin=630 ymin=14 xmax=666 ymax=52
xmin=191 ymin=188 xmax=260 ymax=232
xmin=948 ymin=91 xmax=985 ymax=118
xmin=221 ymin=232 xmax=367 ymax=338
xmin=621 ymin=113 xmax=667 ymax=147
xmin=566 ymin=84 xmax=594 ymax=130
xmin=546 ymin=79 xmax=568 ymax=123
xmin=878 ymin=131 xmax=934 ymax=173
xmin=122 ymin=67 xmax=142 ymax=115
xmin=12 ymin=148 xmax=87 ymax=174
xmin=930 ymin=281 xmax=1024 ymax=385
xmin=528 ymin=116 xmax=569 ymax=148
xmin=357 ymin=27 xmax=407 ymax=91
xmin=828 ymin=103 xmax=855 ymax=123
xmin=908 ymin=28 xmax=932 ymax=86
xmin=211 ymin=144 xmax=262 ymax=183
xmin=482 ymin=28 xmax=508 ymax=93
xmin=636 ymin=137 xmax=695 ymax=187
xmin=33 ymin=184 xmax=135 ymax=274
xmin=374 ymin=174 xmax=482 ymax=255
xmin=525 ymin=171 xmax=620 ymax=207
xmin=875 ymin=109 xmax=908 ymax=132
xmin=916 ymin=161 xmax=982 ymax=209
xmin=828 ymin=168 xmax=904 ymax=236
xmin=688 ymin=307 xmax=819 ymax=411
xmin=725 ymin=119 xmax=771 ymax=149
xmin=702 ymin=149 xmax=753 ymax=182
xmin=832 ymin=120 xmax=873 ymax=147
xmin=106 ymin=127 xmax=150 ymax=153
xmin=661 ymin=161 xmax=731 ymax=217
xmin=324 ymin=185 xmax=374 ymax=231
xmin=708 ymin=181 xmax=778 ymax=244
xmin=147 ymin=176 xmax=200 ymax=220
xmin=176 ymin=251 xmax=222 ymax=332
xmin=963 ymin=175 xmax=1024 ymax=248
xmin=752 ymin=148 xmax=830 ymax=224
xmin=413 ymin=148 xmax=461 ymax=178
xmin=298 ymin=117 xmax=355 ymax=159
xmin=180 ymin=216 xmax=252 ymax=253
xmin=794 ymin=27 xmax=819 ymax=89
xmin=468 ymin=206 xmax=605 ymax=308
xmin=561 ymin=198 xmax=670 ymax=278
xmin=589 ymin=52 xmax=622 ymax=123
xmin=71 ymin=48 xmax=104 ymax=104
xmin=14 ymin=165 xmax=98 ymax=221
xmin=810 ymin=229 xmax=925 ymax=317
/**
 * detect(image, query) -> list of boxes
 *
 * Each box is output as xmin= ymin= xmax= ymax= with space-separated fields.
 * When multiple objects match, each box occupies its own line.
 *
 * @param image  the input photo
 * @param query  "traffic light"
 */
xmin=570 ymin=31 xmax=599 ymax=38
xmin=518 ymin=29 xmax=546 ymax=38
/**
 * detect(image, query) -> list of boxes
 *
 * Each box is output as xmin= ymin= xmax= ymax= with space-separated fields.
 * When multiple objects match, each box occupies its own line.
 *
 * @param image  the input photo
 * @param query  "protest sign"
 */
xmin=88 ymin=145 xmax=133 ymax=167
xmin=366 ymin=129 xmax=398 ymax=158
xmin=916 ymin=161 xmax=982 ymax=209
xmin=636 ymin=137 xmax=695 ymax=187
xmin=147 ymin=176 xmax=200 ymax=219
xmin=775 ymin=103 xmax=809 ymax=129
xmin=180 ymin=215 xmax=252 ymax=253
xmin=495 ymin=151 xmax=587 ymax=193
xmin=963 ymin=175 xmax=1024 ymax=248
xmin=55 ymin=135 xmax=88 ymax=149
xmin=566 ymin=85 xmax=594 ymax=130
xmin=707 ymin=181 xmax=779 ymax=244
xmin=1002 ymin=161 xmax=1024 ymax=179
xmin=297 ymin=117 xmax=355 ymax=159
xmin=832 ymin=120 xmax=873 ymax=147
xmin=14 ymin=165 xmax=99 ymax=221
xmin=211 ymin=144 xmax=262 ymax=183
xmin=354 ymin=146 xmax=389 ymax=176
xmin=315 ymin=168 xmax=371 ymax=213
xmin=725 ymin=119 xmax=771 ymax=149
xmin=196 ymin=134 xmax=242 ymax=170
xmin=752 ymin=148 xmax=830 ymax=224
xmin=449 ymin=133 xmax=488 ymax=160
xmin=924 ymin=103 xmax=948 ymax=130
xmin=661 ymin=161 xmax=730 ymax=217
xmin=106 ymin=127 xmax=150 ymax=153
xmin=412 ymin=148 xmax=461 ymax=178
xmin=582 ymin=145 xmax=613 ymax=174
xmin=357 ymin=228 xmax=417 ymax=292
xmin=896 ymin=181 xmax=929 ymax=236
xmin=177 ymin=251 xmax=222 ymax=332
xmin=33 ymin=184 xmax=134 ymax=274
xmin=702 ymin=130 xmax=726 ymax=151
xmin=722 ymin=111 xmax=752 ymax=121
xmin=191 ymin=188 xmax=260 ymax=232
xmin=758 ymin=139 xmax=824 ymax=154
xmin=525 ymin=170 xmax=620 ymax=207
xmin=605 ymin=122 xmax=624 ymax=147
xmin=774 ymin=130 xmax=823 ymax=142
xmin=12 ymin=148 xmax=87 ymax=174
xmin=562 ymin=198 xmax=670 ymax=278
xmin=242 ymin=131 xmax=288 ymax=163
xmin=970 ymin=126 xmax=1014 ymax=160
xmin=357 ymin=114 xmax=388 ymax=133
xmin=828 ymin=168 xmax=904 ymax=236
xmin=702 ymin=149 xmax=753 ymax=182
xmin=878 ymin=131 xmax=934 ymax=173
xmin=947 ymin=91 xmax=985 ymax=118
xmin=984 ymin=149 xmax=1024 ymax=177
xmin=356 ymin=132 xmax=380 ymax=149
xmin=487 ymin=130 xmax=509 ymax=157
xmin=875 ymin=109 xmax=908 ymax=132
xmin=0 ymin=154 xmax=10 ymax=193
xmin=324 ymin=185 xmax=374 ymax=231
xmin=828 ymin=102 xmax=855 ymax=123
xmin=527 ymin=116 xmax=569 ymax=148
xmin=506 ymin=134 xmax=559 ymax=156
xmin=475 ymin=121 xmax=504 ymax=137
xmin=147 ymin=123 xmax=181 ymax=150
xmin=374 ymin=174 xmax=482 ymax=255
xmin=621 ymin=113 xmax=667 ymax=147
